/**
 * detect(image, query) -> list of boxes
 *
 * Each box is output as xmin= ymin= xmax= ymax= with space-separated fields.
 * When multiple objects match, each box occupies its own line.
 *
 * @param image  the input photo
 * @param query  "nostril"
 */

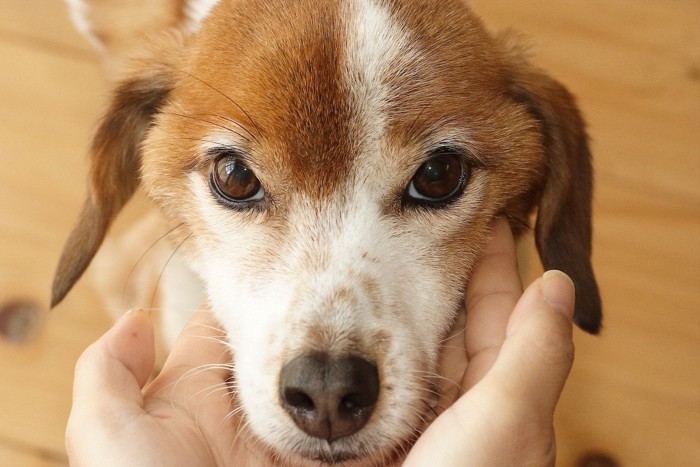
xmin=285 ymin=389 xmax=315 ymax=412
xmin=340 ymin=392 xmax=367 ymax=415
xmin=341 ymin=393 xmax=359 ymax=410
xmin=338 ymin=357 xmax=380 ymax=417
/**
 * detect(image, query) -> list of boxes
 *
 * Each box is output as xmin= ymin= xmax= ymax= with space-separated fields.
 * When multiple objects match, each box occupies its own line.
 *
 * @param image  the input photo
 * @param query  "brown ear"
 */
xmin=51 ymin=71 xmax=172 ymax=307
xmin=507 ymin=54 xmax=602 ymax=333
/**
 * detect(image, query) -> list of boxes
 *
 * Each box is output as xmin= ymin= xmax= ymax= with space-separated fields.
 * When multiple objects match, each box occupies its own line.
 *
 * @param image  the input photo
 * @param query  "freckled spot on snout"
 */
xmin=372 ymin=330 xmax=391 ymax=356
xmin=361 ymin=251 xmax=380 ymax=264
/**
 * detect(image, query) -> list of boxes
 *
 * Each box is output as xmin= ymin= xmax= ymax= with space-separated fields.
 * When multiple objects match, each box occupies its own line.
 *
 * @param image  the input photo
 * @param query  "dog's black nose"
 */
xmin=279 ymin=354 xmax=379 ymax=441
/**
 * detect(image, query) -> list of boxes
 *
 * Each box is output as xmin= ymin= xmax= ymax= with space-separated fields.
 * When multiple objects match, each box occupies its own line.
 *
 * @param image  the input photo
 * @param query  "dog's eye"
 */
xmin=406 ymin=151 xmax=468 ymax=204
xmin=211 ymin=155 xmax=265 ymax=203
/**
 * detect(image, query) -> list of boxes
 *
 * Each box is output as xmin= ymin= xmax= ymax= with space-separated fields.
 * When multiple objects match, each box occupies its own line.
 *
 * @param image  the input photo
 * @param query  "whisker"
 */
xmin=162 ymin=362 xmax=235 ymax=404
xmin=406 ymin=102 xmax=430 ymax=143
xmin=181 ymin=363 xmax=236 ymax=380
xmin=170 ymin=67 xmax=263 ymax=140
xmin=188 ymin=320 xmax=227 ymax=334
xmin=121 ymin=222 xmax=185 ymax=306
xmin=150 ymin=232 xmax=193 ymax=310
xmin=409 ymin=370 xmax=462 ymax=391
xmin=198 ymin=336 xmax=236 ymax=353
xmin=505 ymin=213 xmax=534 ymax=236
xmin=191 ymin=381 xmax=231 ymax=402
xmin=162 ymin=111 xmax=252 ymax=143
xmin=440 ymin=325 xmax=465 ymax=344
xmin=223 ymin=404 xmax=246 ymax=424
xmin=145 ymin=135 xmax=233 ymax=148
xmin=394 ymin=436 xmax=412 ymax=464
xmin=437 ymin=344 xmax=467 ymax=351
xmin=201 ymin=113 xmax=261 ymax=142
xmin=232 ymin=413 xmax=255 ymax=454
xmin=423 ymin=400 xmax=439 ymax=419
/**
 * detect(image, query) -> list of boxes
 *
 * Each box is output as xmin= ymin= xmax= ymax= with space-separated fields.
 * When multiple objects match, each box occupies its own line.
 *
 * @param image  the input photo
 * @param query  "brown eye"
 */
xmin=407 ymin=151 xmax=467 ymax=204
xmin=211 ymin=154 xmax=264 ymax=203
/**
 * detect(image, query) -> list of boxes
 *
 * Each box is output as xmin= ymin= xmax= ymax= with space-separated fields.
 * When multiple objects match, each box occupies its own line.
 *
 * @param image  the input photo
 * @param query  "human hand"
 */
xmin=404 ymin=217 xmax=576 ymax=466
xmin=67 ymin=218 xmax=575 ymax=467
xmin=66 ymin=307 xmax=268 ymax=466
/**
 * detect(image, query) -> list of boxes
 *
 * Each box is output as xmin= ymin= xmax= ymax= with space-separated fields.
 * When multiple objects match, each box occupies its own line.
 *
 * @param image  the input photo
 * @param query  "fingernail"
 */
xmin=542 ymin=270 xmax=575 ymax=319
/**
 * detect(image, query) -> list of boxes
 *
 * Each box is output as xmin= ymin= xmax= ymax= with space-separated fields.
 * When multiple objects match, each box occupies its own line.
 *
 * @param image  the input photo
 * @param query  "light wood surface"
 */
xmin=1 ymin=1 xmax=698 ymax=466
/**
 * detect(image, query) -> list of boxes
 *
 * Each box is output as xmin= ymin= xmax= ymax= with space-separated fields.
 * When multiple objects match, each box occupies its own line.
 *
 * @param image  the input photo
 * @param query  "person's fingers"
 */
xmin=72 ymin=309 xmax=155 ymax=408
xmin=149 ymin=307 xmax=230 ymax=383
xmin=144 ymin=307 xmax=233 ymax=418
xmin=477 ymin=269 xmax=575 ymax=415
xmin=405 ymin=272 xmax=574 ymax=467
xmin=462 ymin=217 xmax=522 ymax=391
xmin=68 ymin=310 xmax=155 ymax=450
xmin=105 ymin=310 xmax=156 ymax=389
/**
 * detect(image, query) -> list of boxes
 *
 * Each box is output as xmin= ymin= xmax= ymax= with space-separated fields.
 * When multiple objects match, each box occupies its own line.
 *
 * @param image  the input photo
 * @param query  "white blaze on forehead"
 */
xmin=343 ymin=0 xmax=417 ymax=144
xmin=345 ymin=0 xmax=412 ymax=86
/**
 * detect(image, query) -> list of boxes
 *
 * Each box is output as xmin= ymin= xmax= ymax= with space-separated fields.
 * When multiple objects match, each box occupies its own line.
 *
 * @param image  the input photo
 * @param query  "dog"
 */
xmin=54 ymin=0 xmax=601 ymax=464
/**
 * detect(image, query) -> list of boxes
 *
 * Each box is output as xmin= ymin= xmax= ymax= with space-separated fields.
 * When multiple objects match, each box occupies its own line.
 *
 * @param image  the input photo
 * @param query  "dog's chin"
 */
xmin=279 ymin=435 xmax=411 ymax=466
xmin=306 ymin=446 xmax=367 ymax=465
xmin=277 ymin=438 xmax=371 ymax=465
xmin=257 ymin=403 xmax=431 ymax=466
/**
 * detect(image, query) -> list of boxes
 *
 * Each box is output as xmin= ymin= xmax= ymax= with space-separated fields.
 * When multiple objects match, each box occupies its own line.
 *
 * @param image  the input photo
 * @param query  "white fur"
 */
xmin=342 ymin=0 xmax=417 ymax=148
xmin=183 ymin=0 xmax=221 ymax=32
xmin=170 ymin=3 xmax=479 ymax=461
xmin=77 ymin=0 xmax=488 ymax=461
xmin=64 ymin=0 xmax=105 ymax=52
xmin=159 ymin=255 xmax=207 ymax=346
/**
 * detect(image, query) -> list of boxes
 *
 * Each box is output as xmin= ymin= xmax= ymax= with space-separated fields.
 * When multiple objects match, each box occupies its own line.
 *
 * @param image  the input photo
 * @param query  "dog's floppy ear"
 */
xmin=51 ymin=69 xmax=172 ymax=307
xmin=505 ymin=43 xmax=602 ymax=333
xmin=67 ymin=0 xmax=209 ymax=72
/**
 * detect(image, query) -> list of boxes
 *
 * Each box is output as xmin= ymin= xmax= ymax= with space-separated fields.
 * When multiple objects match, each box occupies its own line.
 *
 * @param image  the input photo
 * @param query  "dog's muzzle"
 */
xmin=279 ymin=354 xmax=380 ymax=441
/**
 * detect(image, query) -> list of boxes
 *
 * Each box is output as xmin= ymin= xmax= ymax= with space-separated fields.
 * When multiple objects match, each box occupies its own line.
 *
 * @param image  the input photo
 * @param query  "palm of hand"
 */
xmin=68 ymin=219 xmax=569 ymax=467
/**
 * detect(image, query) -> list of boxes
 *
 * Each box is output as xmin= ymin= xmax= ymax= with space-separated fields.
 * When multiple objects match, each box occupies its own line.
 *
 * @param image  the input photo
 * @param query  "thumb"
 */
xmin=481 ymin=269 xmax=576 ymax=415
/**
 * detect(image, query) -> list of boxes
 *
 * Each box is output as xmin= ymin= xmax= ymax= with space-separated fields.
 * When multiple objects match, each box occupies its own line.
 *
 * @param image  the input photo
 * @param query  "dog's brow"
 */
xmin=174 ymin=67 xmax=263 ymax=140
xmin=200 ymin=136 xmax=252 ymax=161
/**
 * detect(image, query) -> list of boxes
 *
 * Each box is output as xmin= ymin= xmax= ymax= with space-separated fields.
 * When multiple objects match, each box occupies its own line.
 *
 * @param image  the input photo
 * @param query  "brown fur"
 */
xmin=53 ymin=2 xmax=604 ymax=462
xmin=53 ymin=0 xmax=601 ymax=333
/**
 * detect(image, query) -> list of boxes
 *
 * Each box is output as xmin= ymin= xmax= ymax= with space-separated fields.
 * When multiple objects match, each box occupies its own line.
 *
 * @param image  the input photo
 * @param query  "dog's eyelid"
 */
xmin=205 ymin=146 xmax=252 ymax=164
xmin=424 ymin=144 xmax=487 ymax=170
xmin=204 ymin=145 xmax=264 ymax=177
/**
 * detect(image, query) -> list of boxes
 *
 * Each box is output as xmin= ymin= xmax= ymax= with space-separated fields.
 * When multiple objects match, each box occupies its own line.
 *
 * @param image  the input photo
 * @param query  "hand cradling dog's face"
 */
xmin=54 ymin=0 xmax=600 ymax=464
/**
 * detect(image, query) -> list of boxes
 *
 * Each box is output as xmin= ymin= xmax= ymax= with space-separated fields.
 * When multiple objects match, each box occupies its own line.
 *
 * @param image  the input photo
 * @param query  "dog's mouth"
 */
xmin=288 ymin=432 xmax=415 ymax=465
xmin=301 ymin=441 xmax=373 ymax=464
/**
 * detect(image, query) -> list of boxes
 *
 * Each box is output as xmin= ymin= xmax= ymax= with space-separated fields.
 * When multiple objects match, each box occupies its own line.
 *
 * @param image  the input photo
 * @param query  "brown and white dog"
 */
xmin=55 ymin=0 xmax=601 ymax=464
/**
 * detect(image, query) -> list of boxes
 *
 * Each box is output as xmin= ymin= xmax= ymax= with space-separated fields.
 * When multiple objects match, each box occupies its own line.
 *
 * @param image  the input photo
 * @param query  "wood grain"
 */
xmin=1 ymin=1 xmax=698 ymax=465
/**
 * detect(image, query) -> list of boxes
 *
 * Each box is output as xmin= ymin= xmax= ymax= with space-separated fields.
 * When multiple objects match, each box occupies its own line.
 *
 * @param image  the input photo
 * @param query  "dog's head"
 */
xmin=55 ymin=0 xmax=600 ymax=463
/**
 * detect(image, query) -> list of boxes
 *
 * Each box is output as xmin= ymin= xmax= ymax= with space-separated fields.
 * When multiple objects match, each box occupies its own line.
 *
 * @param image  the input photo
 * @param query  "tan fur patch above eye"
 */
xmin=176 ymin=0 xmax=357 ymax=201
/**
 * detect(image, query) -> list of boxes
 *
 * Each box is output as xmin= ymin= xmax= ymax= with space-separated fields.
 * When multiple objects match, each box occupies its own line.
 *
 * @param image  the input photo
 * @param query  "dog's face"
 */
xmin=54 ymin=0 xmax=601 ymax=463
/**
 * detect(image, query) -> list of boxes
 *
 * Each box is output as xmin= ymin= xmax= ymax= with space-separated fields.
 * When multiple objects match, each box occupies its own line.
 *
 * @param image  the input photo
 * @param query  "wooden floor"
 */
xmin=0 ymin=1 xmax=698 ymax=466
